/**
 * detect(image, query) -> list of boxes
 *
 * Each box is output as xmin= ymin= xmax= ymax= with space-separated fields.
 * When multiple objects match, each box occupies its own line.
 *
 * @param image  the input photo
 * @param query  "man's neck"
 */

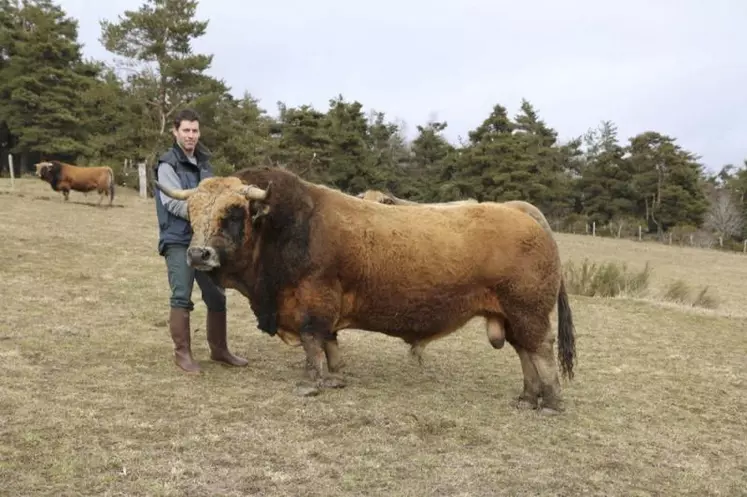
xmin=177 ymin=142 xmax=196 ymax=159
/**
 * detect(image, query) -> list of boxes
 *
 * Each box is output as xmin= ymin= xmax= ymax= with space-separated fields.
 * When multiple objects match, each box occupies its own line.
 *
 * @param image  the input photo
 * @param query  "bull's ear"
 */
xmin=250 ymin=201 xmax=270 ymax=223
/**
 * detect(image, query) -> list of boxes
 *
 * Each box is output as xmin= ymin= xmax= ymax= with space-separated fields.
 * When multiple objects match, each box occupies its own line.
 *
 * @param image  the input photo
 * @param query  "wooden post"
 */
xmin=592 ymin=222 xmax=596 ymax=237
xmin=638 ymin=225 xmax=642 ymax=241
xmin=8 ymin=154 xmax=14 ymax=189
xmin=668 ymin=232 xmax=672 ymax=245
xmin=138 ymin=161 xmax=147 ymax=198
xmin=743 ymin=240 xmax=746 ymax=253
xmin=689 ymin=234 xmax=694 ymax=246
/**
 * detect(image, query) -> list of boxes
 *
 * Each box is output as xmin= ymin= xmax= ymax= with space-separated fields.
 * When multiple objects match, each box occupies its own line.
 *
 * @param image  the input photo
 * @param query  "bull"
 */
xmin=154 ymin=166 xmax=577 ymax=414
xmin=35 ymin=160 xmax=115 ymax=207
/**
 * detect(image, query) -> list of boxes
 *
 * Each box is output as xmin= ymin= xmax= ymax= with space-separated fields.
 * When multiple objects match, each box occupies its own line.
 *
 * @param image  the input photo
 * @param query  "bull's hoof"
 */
xmin=295 ymin=384 xmax=321 ymax=397
xmin=318 ymin=375 xmax=346 ymax=389
xmin=515 ymin=398 xmax=538 ymax=410
xmin=515 ymin=392 xmax=539 ymax=410
xmin=538 ymin=397 xmax=564 ymax=415
xmin=327 ymin=360 xmax=346 ymax=373
xmin=538 ymin=406 xmax=563 ymax=416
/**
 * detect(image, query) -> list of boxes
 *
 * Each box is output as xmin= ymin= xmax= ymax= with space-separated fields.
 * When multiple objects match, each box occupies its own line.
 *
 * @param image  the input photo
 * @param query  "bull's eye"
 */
xmin=222 ymin=206 xmax=246 ymax=241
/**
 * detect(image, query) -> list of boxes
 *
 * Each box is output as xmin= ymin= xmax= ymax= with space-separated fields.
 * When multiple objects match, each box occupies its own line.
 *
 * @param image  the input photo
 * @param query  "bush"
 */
xmin=563 ymin=258 xmax=652 ymax=298
xmin=661 ymin=280 xmax=719 ymax=309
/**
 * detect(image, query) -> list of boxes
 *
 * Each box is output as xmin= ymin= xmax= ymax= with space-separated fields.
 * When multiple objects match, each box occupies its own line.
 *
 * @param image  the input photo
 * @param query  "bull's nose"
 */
xmin=186 ymin=246 xmax=218 ymax=267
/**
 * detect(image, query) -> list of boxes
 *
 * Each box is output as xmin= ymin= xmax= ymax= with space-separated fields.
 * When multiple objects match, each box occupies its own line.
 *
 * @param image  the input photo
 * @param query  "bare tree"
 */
xmin=705 ymin=188 xmax=744 ymax=240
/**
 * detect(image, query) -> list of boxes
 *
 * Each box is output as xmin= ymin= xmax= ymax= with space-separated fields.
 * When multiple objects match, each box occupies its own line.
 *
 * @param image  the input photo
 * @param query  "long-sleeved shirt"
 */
xmin=157 ymin=161 xmax=191 ymax=220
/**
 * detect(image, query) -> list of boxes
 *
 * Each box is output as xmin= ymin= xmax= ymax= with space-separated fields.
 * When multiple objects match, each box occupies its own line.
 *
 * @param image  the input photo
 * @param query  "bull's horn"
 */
xmin=240 ymin=184 xmax=268 ymax=200
xmin=154 ymin=181 xmax=196 ymax=200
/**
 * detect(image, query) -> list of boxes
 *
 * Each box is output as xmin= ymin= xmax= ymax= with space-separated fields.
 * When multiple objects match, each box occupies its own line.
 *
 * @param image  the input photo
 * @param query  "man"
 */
xmin=153 ymin=108 xmax=248 ymax=373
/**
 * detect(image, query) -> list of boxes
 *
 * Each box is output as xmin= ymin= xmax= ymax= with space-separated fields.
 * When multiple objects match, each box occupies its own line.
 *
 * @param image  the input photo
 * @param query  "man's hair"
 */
xmin=172 ymin=108 xmax=201 ymax=130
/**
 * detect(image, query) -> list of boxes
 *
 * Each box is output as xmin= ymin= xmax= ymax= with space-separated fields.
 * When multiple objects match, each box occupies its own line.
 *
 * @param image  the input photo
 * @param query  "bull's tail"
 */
xmin=557 ymin=277 xmax=576 ymax=381
xmin=107 ymin=167 xmax=115 ymax=205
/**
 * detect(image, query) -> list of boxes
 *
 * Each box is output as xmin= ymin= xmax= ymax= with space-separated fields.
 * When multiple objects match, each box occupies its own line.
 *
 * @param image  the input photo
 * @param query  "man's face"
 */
xmin=173 ymin=119 xmax=200 ymax=154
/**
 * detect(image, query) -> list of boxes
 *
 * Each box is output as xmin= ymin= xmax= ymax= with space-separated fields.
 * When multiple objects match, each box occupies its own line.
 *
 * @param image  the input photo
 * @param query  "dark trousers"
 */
xmin=164 ymin=244 xmax=226 ymax=312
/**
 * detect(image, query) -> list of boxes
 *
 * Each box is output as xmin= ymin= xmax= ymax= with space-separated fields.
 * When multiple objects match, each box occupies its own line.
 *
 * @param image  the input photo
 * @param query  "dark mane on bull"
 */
xmin=43 ymin=161 xmax=65 ymax=191
xmin=231 ymin=166 xmax=315 ymax=335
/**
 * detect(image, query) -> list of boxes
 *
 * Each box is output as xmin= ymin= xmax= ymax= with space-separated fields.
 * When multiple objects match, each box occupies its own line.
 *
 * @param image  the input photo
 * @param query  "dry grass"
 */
xmin=1 ymin=177 xmax=746 ymax=497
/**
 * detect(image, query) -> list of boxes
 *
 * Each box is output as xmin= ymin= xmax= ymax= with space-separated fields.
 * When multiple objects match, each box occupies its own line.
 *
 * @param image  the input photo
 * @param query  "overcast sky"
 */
xmin=59 ymin=0 xmax=746 ymax=173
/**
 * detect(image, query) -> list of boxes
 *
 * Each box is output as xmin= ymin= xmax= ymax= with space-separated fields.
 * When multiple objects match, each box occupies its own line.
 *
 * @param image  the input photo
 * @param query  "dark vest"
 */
xmin=153 ymin=143 xmax=214 ymax=255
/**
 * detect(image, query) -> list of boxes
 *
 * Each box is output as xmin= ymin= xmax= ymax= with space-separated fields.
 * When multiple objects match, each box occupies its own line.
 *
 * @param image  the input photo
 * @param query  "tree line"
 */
xmin=2 ymin=0 xmax=746 ymax=250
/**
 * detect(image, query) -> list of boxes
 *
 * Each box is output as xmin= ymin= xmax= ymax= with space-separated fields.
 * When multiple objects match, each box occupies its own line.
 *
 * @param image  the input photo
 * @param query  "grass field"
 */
xmin=1 ymin=177 xmax=746 ymax=497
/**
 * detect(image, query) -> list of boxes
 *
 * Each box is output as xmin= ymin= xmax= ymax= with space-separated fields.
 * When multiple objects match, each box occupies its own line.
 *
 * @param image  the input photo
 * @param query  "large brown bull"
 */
xmin=155 ymin=166 xmax=577 ymax=414
xmin=35 ymin=160 xmax=115 ymax=206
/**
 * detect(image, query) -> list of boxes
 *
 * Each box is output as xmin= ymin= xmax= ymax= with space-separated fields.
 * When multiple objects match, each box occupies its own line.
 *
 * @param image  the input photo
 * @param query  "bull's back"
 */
xmin=341 ymin=201 xmax=549 ymax=279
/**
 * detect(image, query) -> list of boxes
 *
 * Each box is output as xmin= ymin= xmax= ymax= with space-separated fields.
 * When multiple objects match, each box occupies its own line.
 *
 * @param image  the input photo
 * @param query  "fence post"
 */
xmin=638 ymin=225 xmax=642 ymax=241
xmin=592 ymin=222 xmax=596 ymax=237
xmin=138 ymin=161 xmax=147 ymax=199
xmin=8 ymin=154 xmax=14 ymax=189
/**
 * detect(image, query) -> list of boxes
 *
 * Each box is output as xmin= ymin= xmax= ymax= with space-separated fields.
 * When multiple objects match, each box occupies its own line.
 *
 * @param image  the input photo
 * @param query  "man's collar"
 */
xmin=173 ymin=141 xmax=212 ymax=163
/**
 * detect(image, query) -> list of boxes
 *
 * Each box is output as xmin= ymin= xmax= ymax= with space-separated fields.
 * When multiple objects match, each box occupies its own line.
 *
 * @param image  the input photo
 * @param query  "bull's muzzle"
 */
xmin=186 ymin=246 xmax=220 ymax=270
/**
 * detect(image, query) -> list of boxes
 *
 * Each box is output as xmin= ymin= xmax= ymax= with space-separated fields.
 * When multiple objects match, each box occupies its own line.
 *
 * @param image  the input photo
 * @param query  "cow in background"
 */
xmin=358 ymin=189 xmax=556 ymax=239
xmin=357 ymin=189 xmax=478 ymax=206
xmin=35 ymin=160 xmax=115 ymax=207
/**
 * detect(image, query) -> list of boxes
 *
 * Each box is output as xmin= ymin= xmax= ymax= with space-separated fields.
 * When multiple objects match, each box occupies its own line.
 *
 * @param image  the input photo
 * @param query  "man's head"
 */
xmin=172 ymin=108 xmax=201 ymax=155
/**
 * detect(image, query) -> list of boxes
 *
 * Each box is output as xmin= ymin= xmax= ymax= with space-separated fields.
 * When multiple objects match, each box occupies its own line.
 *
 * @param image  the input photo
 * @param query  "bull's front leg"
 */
xmin=299 ymin=316 xmax=345 ymax=390
xmin=323 ymin=334 xmax=346 ymax=373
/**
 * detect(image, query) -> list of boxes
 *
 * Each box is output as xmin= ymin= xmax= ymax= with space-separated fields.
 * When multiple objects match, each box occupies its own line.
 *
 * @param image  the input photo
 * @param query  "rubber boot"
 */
xmin=206 ymin=310 xmax=249 ymax=367
xmin=169 ymin=307 xmax=200 ymax=373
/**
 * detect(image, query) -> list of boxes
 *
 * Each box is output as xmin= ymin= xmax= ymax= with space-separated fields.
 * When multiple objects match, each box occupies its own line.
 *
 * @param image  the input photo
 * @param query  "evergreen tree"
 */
xmin=99 ymin=0 xmax=230 ymax=158
xmin=0 ymin=0 xmax=99 ymax=169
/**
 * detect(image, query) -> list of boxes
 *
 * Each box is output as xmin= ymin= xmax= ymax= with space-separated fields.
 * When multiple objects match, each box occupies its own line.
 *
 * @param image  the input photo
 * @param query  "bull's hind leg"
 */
xmin=505 ymin=321 xmax=541 ymax=409
xmin=528 ymin=333 xmax=563 ymax=414
xmin=514 ymin=347 xmax=541 ymax=409
xmin=508 ymin=313 xmax=563 ymax=414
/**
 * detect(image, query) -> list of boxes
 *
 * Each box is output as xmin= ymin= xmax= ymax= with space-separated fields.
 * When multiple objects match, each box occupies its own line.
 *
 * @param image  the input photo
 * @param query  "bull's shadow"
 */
xmin=31 ymin=195 xmax=124 ymax=209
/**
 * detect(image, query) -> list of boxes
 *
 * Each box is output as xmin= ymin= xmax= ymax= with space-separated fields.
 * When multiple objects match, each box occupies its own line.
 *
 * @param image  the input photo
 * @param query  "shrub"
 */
xmin=661 ymin=280 xmax=719 ymax=309
xmin=563 ymin=258 xmax=652 ymax=298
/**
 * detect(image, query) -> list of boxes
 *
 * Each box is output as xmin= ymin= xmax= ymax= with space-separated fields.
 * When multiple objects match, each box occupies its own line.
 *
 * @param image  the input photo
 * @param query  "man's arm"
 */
xmin=156 ymin=163 xmax=189 ymax=220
